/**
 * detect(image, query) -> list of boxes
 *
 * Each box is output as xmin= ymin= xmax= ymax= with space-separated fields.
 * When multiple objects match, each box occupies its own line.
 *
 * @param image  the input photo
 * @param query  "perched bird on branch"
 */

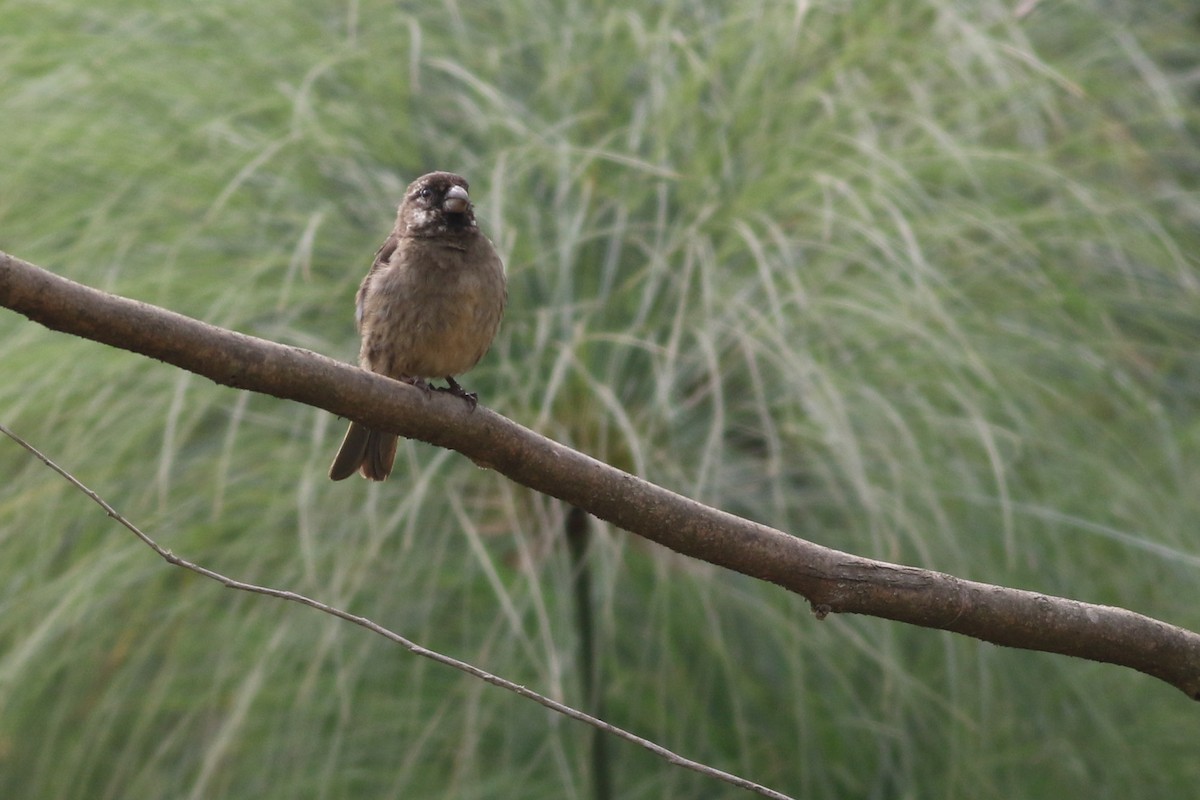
xmin=328 ymin=171 xmax=506 ymax=481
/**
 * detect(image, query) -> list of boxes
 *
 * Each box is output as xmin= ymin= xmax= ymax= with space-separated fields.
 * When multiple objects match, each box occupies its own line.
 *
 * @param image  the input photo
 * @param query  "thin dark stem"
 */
xmin=567 ymin=507 xmax=613 ymax=800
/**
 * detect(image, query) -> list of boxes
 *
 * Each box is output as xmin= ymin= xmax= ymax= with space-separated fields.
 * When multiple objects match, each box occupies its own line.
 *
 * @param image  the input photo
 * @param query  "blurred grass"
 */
xmin=2 ymin=0 xmax=1200 ymax=797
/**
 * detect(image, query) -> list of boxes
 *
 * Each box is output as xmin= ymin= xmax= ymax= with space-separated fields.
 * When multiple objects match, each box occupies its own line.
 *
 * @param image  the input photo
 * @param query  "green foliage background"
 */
xmin=2 ymin=0 xmax=1199 ymax=797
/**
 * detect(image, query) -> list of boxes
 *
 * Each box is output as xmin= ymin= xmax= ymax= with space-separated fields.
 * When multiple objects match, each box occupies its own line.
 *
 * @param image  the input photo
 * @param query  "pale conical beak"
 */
xmin=443 ymin=185 xmax=470 ymax=214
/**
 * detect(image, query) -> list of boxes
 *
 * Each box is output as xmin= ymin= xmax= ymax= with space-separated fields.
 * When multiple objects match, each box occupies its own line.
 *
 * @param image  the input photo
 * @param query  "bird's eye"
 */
xmin=418 ymin=187 xmax=432 ymax=199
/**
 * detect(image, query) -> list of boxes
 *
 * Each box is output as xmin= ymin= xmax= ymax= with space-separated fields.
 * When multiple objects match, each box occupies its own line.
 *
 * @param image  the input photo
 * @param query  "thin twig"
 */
xmin=0 ymin=422 xmax=795 ymax=800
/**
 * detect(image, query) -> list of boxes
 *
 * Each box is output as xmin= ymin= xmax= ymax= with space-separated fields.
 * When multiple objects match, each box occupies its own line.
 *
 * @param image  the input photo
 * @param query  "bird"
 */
xmin=328 ymin=171 xmax=507 ymax=481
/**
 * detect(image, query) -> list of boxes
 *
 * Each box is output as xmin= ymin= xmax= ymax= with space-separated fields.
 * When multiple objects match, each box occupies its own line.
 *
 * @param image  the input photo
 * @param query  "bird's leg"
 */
xmin=437 ymin=376 xmax=478 ymax=410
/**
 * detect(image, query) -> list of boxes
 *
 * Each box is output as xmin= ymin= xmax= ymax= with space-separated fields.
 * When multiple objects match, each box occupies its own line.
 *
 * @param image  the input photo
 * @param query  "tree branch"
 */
xmin=3 ymin=250 xmax=1199 ymax=699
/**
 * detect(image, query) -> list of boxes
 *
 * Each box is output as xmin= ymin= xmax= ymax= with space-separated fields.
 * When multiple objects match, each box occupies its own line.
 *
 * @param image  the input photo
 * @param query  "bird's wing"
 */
xmin=355 ymin=230 xmax=400 ymax=332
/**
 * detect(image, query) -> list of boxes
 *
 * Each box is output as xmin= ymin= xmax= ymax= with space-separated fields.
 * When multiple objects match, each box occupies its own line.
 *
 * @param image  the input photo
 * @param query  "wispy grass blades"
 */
xmin=3 ymin=0 xmax=1200 ymax=796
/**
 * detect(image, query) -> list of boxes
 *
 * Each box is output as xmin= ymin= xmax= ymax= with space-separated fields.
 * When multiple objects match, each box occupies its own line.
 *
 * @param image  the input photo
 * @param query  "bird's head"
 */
xmin=397 ymin=172 xmax=476 ymax=237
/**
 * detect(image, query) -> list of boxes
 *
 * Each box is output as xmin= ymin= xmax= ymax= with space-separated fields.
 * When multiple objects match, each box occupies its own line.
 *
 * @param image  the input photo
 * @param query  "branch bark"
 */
xmin=3 ymin=249 xmax=1199 ymax=699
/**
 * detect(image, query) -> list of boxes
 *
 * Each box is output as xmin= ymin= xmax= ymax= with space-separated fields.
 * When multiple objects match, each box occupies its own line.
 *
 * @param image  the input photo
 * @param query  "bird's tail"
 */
xmin=328 ymin=421 xmax=399 ymax=481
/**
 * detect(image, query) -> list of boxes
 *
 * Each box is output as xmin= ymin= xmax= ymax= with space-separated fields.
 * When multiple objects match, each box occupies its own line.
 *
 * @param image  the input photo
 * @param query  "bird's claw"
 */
xmin=402 ymin=376 xmax=433 ymax=394
xmin=437 ymin=377 xmax=478 ymax=410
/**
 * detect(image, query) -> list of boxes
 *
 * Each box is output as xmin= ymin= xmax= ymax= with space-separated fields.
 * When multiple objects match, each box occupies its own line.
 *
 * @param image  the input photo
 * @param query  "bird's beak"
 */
xmin=443 ymin=185 xmax=470 ymax=214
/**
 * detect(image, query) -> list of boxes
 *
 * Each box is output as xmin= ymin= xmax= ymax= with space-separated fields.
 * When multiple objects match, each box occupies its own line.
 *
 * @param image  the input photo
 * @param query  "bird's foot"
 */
xmin=436 ymin=376 xmax=478 ymax=410
xmin=401 ymin=376 xmax=433 ymax=394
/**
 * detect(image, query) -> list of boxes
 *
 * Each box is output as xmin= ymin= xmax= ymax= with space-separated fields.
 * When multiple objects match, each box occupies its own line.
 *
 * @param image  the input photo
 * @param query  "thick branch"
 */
xmin=3 ymin=250 xmax=1199 ymax=699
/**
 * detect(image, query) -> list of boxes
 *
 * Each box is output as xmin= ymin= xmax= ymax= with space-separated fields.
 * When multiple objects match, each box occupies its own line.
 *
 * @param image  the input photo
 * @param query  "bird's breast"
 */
xmin=358 ymin=239 xmax=505 ymax=379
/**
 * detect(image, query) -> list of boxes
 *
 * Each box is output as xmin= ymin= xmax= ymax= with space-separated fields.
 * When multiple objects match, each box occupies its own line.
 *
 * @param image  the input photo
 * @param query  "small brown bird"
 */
xmin=328 ymin=171 xmax=507 ymax=481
